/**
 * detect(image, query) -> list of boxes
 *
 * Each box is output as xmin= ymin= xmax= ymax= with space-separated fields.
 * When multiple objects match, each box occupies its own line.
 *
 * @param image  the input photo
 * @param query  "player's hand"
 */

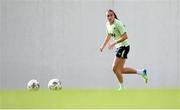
xmin=99 ymin=46 xmax=104 ymax=52
xmin=108 ymin=42 xmax=116 ymax=50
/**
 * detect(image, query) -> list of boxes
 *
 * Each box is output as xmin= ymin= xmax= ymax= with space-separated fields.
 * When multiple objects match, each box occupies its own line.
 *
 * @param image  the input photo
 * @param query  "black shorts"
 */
xmin=115 ymin=45 xmax=130 ymax=59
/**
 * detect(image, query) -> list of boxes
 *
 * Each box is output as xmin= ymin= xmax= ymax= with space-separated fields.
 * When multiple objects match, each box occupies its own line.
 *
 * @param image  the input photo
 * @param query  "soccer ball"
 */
xmin=27 ymin=79 xmax=40 ymax=90
xmin=48 ymin=79 xmax=62 ymax=90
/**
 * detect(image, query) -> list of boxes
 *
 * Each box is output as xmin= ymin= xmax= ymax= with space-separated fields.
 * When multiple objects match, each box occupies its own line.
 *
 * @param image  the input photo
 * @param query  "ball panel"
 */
xmin=48 ymin=79 xmax=62 ymax=91
xmin=27 ymin=79 xmax=40 ymax=90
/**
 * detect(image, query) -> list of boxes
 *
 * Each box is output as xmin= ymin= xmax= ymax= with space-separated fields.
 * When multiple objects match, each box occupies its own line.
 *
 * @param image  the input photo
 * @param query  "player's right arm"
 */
xmin=99 ymin=35 xmax=111 ymax=52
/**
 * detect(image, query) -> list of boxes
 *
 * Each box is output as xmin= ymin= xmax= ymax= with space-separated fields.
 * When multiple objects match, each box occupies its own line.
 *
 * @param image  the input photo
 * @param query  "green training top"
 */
xmin=106 ymin=19 xmax=129 ymax=48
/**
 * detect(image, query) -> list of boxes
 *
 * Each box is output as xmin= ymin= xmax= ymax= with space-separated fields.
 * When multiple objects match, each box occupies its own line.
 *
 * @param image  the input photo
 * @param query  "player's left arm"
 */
xmin=116 ymin=32 xmax=128 ymax=44
xmin=108 ymin=21 xmax=128 ymax=49
xmin=108 ymin=33 xmax=128 ymax=49
xmin=109 ymin=23 xmax=128 ymax=49
xmin=115 ymin=21 xmax=128 ymax=44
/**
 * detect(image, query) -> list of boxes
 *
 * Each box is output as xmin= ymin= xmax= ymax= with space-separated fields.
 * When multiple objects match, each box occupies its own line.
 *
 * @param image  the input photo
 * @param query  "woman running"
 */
xmin=99 ymin=9 xmax=148 ymax=90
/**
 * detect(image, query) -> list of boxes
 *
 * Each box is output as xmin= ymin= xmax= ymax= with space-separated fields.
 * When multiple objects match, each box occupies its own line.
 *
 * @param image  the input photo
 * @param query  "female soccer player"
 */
xmin=99 ymin=9 xmax=148 ymax=90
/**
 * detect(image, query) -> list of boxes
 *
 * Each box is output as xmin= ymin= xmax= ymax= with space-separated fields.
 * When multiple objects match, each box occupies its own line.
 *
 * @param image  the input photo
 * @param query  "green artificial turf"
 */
xmin=0 ymin=89 xmax=180 ymax=109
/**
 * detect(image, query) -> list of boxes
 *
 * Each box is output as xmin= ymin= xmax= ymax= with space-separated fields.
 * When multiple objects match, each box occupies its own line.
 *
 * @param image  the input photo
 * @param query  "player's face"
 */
xmin=106 ymin=11 xmax=115 ymax=24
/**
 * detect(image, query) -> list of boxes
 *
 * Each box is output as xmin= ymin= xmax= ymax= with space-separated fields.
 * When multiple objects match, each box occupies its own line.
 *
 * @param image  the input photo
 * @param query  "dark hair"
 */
xmin=107 ymin=9 xmax=118 ymax=20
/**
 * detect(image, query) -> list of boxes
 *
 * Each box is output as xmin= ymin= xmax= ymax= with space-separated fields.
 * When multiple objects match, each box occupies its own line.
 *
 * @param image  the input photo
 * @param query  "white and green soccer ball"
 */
xmin=27 ymin=79 xmax=40 ymax=90
xmin=48 ymin=79 xmax=62 ymax=90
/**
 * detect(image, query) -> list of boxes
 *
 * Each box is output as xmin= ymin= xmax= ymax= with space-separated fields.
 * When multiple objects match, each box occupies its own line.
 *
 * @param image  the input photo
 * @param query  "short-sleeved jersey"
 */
xmin=106 ymin=19 xmax=129 ymax=48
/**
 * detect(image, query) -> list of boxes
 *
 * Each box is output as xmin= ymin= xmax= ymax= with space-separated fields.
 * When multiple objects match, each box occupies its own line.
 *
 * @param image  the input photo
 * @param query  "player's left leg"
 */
xmin=116 ymin=45 xmax=148 ymax=83
xmin=122 ymin=67 xmax=136 ymax=74
xmin=121 ymin=67 xmax=148 ymax=83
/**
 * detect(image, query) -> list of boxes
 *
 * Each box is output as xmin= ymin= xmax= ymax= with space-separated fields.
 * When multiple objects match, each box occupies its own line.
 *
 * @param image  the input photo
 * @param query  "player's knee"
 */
xmin=112 ymin=65 xmax=123 ymax=75
xmin=112 ymin=66 xmax=118 ymax=74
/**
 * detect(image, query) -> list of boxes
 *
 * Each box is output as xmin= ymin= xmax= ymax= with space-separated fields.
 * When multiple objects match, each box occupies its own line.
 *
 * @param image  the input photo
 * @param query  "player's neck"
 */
xmin=109 ymin=20 xmax=115 ymax=25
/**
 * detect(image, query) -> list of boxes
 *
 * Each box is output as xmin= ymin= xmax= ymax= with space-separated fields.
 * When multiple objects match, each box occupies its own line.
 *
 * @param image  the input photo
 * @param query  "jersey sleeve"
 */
xmin=106 ymin=29 xmax=109 ymax=35
xmin=116 ymin=21 xmax=127 ymax=35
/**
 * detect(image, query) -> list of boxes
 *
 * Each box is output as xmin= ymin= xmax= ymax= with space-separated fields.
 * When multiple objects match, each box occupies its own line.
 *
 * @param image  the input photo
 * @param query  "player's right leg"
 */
xmin=112 ymin=57 xmax=126 ymax=90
